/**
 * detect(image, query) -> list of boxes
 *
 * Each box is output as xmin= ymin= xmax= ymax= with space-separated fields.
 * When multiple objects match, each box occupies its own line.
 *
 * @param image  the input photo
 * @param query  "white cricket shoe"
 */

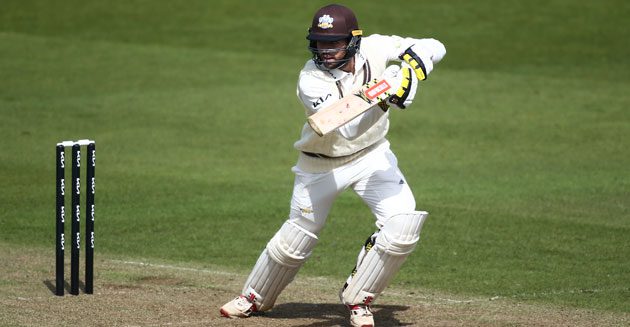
xmin=349 ymin=304 xmax=374 ymax=327
xmin=219 ymin=295 xmax=257 ymax=318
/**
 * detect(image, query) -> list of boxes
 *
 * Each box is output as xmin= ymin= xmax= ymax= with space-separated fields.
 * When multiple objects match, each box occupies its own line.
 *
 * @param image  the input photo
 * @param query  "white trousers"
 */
xmin=289 ymin=141 xmax=416 ymax=235
xmin=238 ymin=140 xmax=418 ymax=309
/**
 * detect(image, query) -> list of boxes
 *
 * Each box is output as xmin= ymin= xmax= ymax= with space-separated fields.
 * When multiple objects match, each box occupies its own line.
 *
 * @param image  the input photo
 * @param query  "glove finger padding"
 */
xmin=399 ymin=45 xmax=433 ymax=81
xmin=386 ymin=63 xmax=417 ymax=109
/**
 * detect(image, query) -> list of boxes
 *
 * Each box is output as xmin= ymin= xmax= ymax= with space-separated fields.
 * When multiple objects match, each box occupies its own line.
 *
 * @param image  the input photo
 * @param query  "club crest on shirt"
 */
xmin=318 ymin=15 xmax=334 ymax=29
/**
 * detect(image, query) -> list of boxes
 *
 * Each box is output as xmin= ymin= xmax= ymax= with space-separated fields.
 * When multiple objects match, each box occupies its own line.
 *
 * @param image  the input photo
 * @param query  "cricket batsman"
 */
xmin=221 ymin=4 xmax=446 ymax=326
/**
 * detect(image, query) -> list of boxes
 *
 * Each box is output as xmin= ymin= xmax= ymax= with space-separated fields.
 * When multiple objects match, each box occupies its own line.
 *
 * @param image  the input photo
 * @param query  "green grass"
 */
xmin=1 ymin=0 xmax=629 ymax=313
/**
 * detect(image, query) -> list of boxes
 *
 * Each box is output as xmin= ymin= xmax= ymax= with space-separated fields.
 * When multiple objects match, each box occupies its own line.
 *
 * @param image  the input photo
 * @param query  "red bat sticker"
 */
xmin=365 ymin=80 xmax=391 ymax=100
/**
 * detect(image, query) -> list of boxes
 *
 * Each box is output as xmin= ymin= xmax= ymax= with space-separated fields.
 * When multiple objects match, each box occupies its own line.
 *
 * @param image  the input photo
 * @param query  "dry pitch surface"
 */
xmin=1 ymin=245 xmax=627 ymax=327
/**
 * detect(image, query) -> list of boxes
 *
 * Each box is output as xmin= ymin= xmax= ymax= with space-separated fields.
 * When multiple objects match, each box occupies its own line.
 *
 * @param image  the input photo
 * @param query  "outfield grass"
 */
xmin=1 ymin=0 xmax=628 ymax=315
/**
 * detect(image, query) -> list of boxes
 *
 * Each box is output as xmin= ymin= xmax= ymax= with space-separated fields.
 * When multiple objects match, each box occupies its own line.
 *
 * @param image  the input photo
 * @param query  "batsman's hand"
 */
xmin=382 ymin=63 xmax=418 ymax=109
xmin=400 ymin=44 xmax=440 ymax=81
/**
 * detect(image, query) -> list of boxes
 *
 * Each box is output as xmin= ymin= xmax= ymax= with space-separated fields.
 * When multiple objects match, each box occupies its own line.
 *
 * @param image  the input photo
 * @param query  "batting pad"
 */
xmin=341 ymin=211 xmax=428 ymax=305
xmin=242 ymin=221 xmax=318 ymax=311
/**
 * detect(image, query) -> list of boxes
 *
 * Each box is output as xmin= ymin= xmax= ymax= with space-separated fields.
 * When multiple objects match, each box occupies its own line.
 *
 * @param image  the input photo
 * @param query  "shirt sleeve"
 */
xmin=296 ymin=72 xmax=339 ymax=114
xmin=367 ymin=34 xmax=447 ymax=76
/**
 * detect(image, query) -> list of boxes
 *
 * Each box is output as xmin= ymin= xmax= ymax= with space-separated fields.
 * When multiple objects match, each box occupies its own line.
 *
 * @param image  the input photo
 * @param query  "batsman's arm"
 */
xmin=298 ymin=75 xmax=385 ymax=139
xmin=298 ymin=68 xmax=390 ymax=139
xmin=402 ymin=39 xmax=445 ymax=80
xmin=305 ymin=65 xmax=407 ymax=137
xmin=371 ymin=34 xmax=446 ymax=80
xmin=296 ymin=72 xmax=340 ymax=115
xmin=398 ymin=38 xmax=446 ymax=81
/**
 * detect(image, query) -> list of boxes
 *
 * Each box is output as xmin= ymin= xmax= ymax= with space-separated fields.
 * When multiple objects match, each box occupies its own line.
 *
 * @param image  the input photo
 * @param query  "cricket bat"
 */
xmin=307 ymin=75 xmax=395 ymax=136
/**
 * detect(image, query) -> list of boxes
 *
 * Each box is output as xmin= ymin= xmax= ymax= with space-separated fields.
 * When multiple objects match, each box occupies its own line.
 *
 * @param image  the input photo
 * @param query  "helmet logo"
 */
xmin=317 ymin=14 xmax=334 ymax=29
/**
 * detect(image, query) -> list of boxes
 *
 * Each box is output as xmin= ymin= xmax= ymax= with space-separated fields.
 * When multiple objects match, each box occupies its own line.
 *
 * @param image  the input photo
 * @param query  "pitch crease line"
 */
xmin=110 ymin=260 xmax=235 ymax=276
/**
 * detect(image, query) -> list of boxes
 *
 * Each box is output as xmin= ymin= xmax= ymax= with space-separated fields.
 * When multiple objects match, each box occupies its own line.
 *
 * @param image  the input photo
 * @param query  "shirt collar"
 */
xmin=327 ymin=51 xmax=366 ymax=81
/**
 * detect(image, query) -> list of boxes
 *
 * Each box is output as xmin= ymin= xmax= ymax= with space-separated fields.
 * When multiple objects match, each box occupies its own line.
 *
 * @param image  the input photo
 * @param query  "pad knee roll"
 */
xmin=341 ymin=211 xmax=428 ymax=305
xmin=378 ymin=210 xmax=428 ymax=255
xmin=242 ymin=221 xmax=318 ymax=311
xmin=266 ymin=220 xmax=319 ymax=268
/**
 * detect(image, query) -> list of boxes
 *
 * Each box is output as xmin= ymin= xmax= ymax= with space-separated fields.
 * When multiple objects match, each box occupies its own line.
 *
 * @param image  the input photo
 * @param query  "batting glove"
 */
xmin=382 ymin=63 xmax=418 ymax=109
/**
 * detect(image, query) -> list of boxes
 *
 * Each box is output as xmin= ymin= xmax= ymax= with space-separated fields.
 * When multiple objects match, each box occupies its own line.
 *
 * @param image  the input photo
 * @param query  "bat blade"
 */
xmin=307 ymin=78 xmax=393 ymax=136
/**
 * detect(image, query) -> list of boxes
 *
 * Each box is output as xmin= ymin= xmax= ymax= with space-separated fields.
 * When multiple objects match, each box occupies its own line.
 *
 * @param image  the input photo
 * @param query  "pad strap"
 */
xmin=340 ymin=211 xmax=428 ymax=305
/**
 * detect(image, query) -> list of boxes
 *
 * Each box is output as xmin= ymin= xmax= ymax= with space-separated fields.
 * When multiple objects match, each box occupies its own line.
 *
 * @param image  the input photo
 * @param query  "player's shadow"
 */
xmin=263 ymin=302 xmax=412 ymax=327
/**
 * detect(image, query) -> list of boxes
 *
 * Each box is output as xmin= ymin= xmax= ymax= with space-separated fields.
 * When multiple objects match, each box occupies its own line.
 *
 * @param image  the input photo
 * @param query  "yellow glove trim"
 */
xmin=400 ymin=47 xmax=427 ymax=81
xmin=396 ymin=67 xmax=411 ymax=98
xmin=388 ymin=67 xmax=413 ymax=109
